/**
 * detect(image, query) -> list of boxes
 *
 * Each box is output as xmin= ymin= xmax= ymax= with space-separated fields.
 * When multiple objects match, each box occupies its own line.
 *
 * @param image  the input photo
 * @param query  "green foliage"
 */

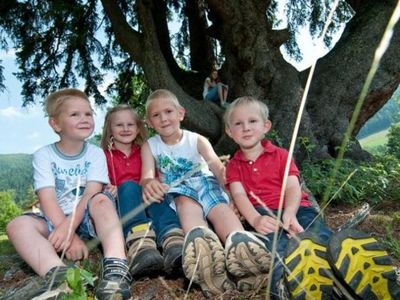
xmin=386 ymin=123 xmax=400 ymax=159
xmin=0 ymin=154 xmax=33 ymax=205
xmin=302 ymin=155 xmax=400 ymax=205
xmin=59 ymin=267 xmax=95 ymax=300
xmin=0 ymin=191 xmax=22 ymax=234
xmin=0 ymin=234 xmax=15 ymax=255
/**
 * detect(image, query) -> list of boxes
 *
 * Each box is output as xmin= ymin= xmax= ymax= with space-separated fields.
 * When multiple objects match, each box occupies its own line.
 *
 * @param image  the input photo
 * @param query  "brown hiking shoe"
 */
xmin=161 ymin=228 xmax=184 ymax=275
xmin=182 ymin=226 xmax=235 ymax=298
xmin=126 ymin=224 xmax=164 ymax=278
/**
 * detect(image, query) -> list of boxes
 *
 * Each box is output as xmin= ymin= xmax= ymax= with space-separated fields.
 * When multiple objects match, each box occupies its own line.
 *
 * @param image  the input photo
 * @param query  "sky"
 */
xmin=0 ymin=49 xmax=108 ymax=154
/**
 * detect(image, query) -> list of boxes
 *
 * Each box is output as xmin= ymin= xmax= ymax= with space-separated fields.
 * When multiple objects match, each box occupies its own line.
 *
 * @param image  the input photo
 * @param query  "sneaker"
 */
xmin=284 ymin=232 xmax=334 ymax=300
xmin=327 ymin=229 xmax=400 ymax=299
xmin=95 ymin=257 xmax=132 ymax=300
xmin=31 ymin=266 xmax=70 ymax=300
xmin=126 ymin=225 xmax=164 ymax=277
xmin=182 ymin=226 xmax=235 ymax=297
xmin=225 ymin=231 xmax=271 ymax=292
xmin=161 ymin=228 xmax=184 ymax=275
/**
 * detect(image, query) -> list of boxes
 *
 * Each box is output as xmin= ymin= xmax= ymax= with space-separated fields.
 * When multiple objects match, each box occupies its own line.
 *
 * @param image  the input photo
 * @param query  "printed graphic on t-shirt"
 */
xmin=157 ymin=154 xmax=200 ymax=184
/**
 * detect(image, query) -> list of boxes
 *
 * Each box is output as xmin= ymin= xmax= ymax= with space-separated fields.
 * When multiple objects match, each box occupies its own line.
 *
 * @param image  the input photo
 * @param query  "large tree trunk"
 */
xmin=102 ymin=0 xmax=400 ymax=161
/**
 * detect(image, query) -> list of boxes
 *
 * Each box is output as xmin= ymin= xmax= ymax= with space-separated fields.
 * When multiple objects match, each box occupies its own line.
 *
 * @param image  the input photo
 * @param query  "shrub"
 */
xmin=387 ymin=124 xmax=400 ymax=159
xmin=0 ymin=191 xmax=22 ymax=234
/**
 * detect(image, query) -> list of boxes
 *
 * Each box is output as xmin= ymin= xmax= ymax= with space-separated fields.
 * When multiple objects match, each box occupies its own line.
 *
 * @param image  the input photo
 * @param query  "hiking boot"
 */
xmin=126 ymin=224 xmax=164 ymax=277
xmin=31 ymin=266 xmax=71 ymax=300
xmin=94 ymin=257 xmax=132 ymax=300
xmin=284 ymin=232 xmax=334 ymax=300
xmin=225 ymin=231 xmax=271 ymax=292
xmin=161 ymin=228 xmax=184 ymax=275
xmin=182 ymin=226 xmax=235 ymax=298
xmin=327 ymin=229 xmax=400 ymax=299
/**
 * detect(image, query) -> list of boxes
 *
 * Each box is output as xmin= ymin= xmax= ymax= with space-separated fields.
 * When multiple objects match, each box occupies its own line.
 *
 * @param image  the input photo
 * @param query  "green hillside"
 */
xmin=0 ymin=154 xmax=33 ymax=205
xmin=359 ymin=128 xmax=389 ymax=153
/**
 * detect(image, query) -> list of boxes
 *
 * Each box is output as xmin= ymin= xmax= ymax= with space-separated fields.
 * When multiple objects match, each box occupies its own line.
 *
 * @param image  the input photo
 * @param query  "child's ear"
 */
xmin=225 ymin=125 xmax=232 ymax=138
xmin=264 ymin=120 xmax=272 ymax=133
xmin=178 ymin=107 xmax=186 ymax=121
xmin=48 ymin=117 xmax=61 ymax=133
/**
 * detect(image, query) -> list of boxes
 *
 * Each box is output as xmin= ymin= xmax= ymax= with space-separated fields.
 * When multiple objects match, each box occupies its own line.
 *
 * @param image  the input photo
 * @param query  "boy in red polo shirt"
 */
xmin=224 ymin=96 xmax=399 ymax=299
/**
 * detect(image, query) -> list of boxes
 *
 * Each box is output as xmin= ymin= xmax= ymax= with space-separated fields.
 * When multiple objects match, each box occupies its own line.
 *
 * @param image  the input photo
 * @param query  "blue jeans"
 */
xmin=245 ymin=206 xmax=333 ymax=299
xmin=117 ymin=181 xmax=149 ymax=237
xmin=146 ymin=199 xmax=181 ymax=246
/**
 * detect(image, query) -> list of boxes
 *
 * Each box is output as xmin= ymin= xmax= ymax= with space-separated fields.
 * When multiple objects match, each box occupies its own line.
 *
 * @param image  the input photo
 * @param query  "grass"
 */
xmin=0 ymin=234 xmax=15 ymax=255
xmin=359 ymin=128 xmax=389 ymax=152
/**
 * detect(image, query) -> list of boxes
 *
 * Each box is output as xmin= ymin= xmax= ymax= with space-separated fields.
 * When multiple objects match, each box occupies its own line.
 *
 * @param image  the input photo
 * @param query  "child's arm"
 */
xmin=229 ymin=182 xmax=281 ymax=235
xmin=282 ymin=175 xmax=304 ymax=234
xmin=197 ymin=135 xmax=225 ymax=185
xmin=140 ymin=142 xmax=168 ymax=203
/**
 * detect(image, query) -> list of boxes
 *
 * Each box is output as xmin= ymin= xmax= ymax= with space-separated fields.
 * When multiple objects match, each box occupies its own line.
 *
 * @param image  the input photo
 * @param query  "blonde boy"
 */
xmin=7 ymin=89 xmax=132 ymax=300
xmin=141 ymin=89 xmax=271 ymax=297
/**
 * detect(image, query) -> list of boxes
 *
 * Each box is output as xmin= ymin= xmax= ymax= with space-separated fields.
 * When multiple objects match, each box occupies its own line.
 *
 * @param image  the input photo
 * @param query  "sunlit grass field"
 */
xmin=359 ymin=128 xmax=389 ymax=153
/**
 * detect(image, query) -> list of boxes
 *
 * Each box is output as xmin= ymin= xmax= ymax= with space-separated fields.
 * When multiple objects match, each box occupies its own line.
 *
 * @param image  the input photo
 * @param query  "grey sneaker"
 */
xmin=126 ymin=227 xmax=164 ymax=278
xmin=182 ymin=226 xmax=235 ymax=297
xmin=31 ymin=266 xmax=71 ymax=300
xmin=225 ymin=231 xmax=271 ymax=292
xmin=95 ymin=257 xmax=132 ymax=300
xmin=161 ymin=228 xmax=184 ymax=275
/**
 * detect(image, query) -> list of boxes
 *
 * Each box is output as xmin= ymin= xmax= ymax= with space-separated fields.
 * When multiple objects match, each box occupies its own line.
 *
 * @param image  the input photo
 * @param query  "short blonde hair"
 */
xmin=145 ymin=89 xmax=183 ymax=118
xmin=101 ymin=104 xmax=148 ymax=149
xmin=45 ymin=88 xmax=90 ymax=118
xmin=224 ymin=96 xmax=269 ymax=127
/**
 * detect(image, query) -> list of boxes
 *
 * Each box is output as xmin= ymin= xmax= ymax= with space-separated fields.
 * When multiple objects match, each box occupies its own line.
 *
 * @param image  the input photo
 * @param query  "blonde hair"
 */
xmin=224 ymin=96 xmax=269 ymax=127
xmin=145 ymin=89 xmax=183 ymax=118
xmin=101 ymin=104 xmax=148 ymax=149
xmin=45 ymin=88 xmax=90 ymax=118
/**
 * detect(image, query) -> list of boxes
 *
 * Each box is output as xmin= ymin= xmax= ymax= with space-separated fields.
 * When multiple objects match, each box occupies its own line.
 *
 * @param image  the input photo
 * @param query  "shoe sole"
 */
xmin=225 ymin=231 xmax=271 ymax=292
xmin=285 ymin=232 xmax=334 ymax=300
xmin=327 ymin=229 xmax=400 ymax=299
xmin=182 ymin=227 xmax=235 ymax=297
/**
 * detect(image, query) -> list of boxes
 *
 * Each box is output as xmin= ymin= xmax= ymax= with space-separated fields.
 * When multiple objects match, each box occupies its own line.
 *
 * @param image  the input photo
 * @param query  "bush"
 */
xmin=386 ymin=124 xmax=400 ymax=159
xmin=0 ymin=191 xmax=22 ymax=234
xmin=302 ymin=155 xmax=400 ymax=205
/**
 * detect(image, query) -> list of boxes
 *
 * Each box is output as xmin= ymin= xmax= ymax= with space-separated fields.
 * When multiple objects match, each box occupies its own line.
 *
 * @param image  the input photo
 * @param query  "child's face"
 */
xmin=110 ymin=110 xmax=139 ymax=147
xmin=225 ymin=103 xmax=271 ymax=150
xmin=147 ymin=97 xmax=185 ymax=140
xmin=50 ymin=97 xmax=94 ymax=141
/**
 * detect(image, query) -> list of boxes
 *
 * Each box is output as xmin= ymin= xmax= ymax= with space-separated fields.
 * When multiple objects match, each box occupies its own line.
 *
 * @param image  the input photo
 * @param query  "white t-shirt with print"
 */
xmin=33 ymin=142 xmax=109 ymax=215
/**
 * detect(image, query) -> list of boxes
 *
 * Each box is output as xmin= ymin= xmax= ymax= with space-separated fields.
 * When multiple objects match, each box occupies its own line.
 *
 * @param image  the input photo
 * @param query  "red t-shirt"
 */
xmin=225 ymin=140 xmax=311 ymax=209
xmin=104 ymin=144 xmax=141 ymax=186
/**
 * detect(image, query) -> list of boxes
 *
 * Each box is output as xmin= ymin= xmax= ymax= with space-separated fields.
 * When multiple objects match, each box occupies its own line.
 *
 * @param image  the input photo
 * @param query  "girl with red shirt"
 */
xmin=101 ymin=105 xmax=183 ymax=278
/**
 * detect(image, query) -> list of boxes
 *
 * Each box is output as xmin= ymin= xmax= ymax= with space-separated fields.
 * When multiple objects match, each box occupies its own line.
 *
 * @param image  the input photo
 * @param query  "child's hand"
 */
xmin=253 ymin=215 xmax=281 ymax=235
xmin=282 ymin=212 xmax=304 ymax=236
xmin=104 ymin=184 xmax=117 ymax=197
xmin=65 ymin=234 xmax=89 ymax=261
xmin=142 ymin=179 xmax=169 ymax=204
xmin=48 ymin=218 xmax=74 ymax=252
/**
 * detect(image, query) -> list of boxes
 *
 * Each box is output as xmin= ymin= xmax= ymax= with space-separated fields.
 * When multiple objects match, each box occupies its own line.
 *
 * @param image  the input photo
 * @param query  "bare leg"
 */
xmin=207 ymin=203 xmax=244 ymax=243
xmin=217 ymin=83 xmax=225 ymax=105
xmin=89 ymin=194 xmax=126 ymax=259
xmin=6 ymin=216 xmax=64 ymax=277
xmin=175 ymin=196 xmax=207 ymax=233
xmin=222 ymin=85 xmax=228 ymax=102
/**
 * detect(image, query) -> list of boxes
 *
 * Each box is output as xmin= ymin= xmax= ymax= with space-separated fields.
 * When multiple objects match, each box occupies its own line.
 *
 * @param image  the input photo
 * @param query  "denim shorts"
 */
xmin=167 ymin=175 xmax=229 ymax=217
xmin=25 ymin=191 xmax=115 ymax=240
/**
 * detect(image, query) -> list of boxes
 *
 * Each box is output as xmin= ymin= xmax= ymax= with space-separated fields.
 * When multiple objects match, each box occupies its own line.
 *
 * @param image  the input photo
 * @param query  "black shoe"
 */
xmin=182 ymin=226 xmax=235 ymax=298
xmin=31 ymin=266 xmax=70 ymax=300
xmin=327 ymin=229 xmax=400 ymax=300
xmin=162 ymin=228 xmax=184 ymax=275
xmin=95 ymin=257 xmax=132 ymax=300
xmin=126 ymin=227 xmax=164 ymax=278
xmin=284 ymin=232 xmax=334 ymax=300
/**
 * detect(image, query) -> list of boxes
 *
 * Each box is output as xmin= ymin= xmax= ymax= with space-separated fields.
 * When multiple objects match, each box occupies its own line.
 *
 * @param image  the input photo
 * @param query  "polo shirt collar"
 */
xmin=233 ymin=139 xmax=276 ymax=162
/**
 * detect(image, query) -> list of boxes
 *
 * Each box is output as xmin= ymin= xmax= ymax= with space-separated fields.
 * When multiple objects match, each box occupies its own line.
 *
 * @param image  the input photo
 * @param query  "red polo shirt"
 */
xmin=226 ymin=140 xmax=311 ymax=209
xmin=104 ymin=144 xmax=142 ymax=186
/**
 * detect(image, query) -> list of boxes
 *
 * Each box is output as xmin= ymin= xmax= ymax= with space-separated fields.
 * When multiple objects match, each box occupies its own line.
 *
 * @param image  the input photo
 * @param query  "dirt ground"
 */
xmin=1 ymin=201 xmax=399 ymax=299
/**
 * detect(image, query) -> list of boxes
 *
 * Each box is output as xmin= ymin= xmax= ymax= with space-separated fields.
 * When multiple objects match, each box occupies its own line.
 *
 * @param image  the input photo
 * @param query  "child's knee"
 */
xmin=89 ymin=193 xmax=114 ymax=212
